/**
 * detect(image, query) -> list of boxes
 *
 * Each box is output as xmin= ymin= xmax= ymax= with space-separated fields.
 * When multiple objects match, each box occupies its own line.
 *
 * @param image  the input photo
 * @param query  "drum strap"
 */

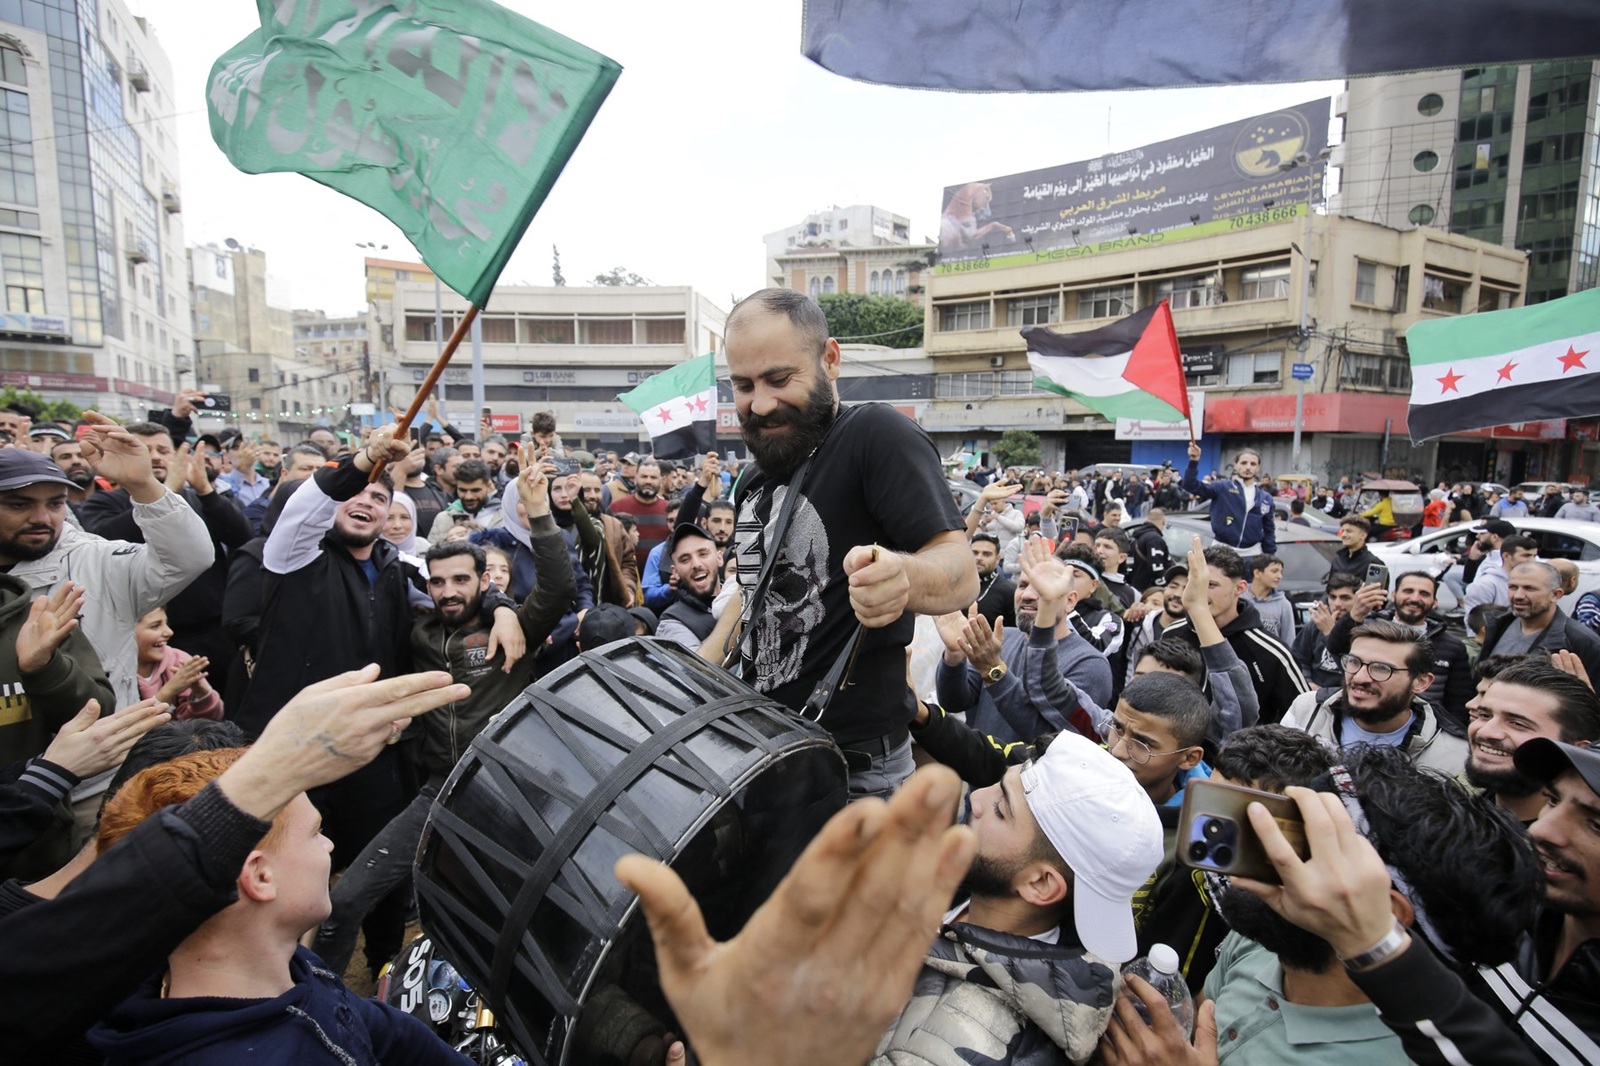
xmin=800 ymin=622 xmax=864 ymax=724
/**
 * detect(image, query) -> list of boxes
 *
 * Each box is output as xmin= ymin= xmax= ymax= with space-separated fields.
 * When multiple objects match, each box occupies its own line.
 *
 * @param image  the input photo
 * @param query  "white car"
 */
xmin=1369 ymin=517 xmax=1600 ymax=615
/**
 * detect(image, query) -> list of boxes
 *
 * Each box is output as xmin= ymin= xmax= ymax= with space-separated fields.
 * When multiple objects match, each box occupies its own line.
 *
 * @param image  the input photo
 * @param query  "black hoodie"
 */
xmin=1158 ymin=598 xmax=1311 ymax=724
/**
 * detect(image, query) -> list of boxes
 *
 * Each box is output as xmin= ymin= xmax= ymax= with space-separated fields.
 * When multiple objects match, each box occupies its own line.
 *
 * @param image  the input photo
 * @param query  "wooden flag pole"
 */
xmin=369 ymin=304 xmax=480 ymax=483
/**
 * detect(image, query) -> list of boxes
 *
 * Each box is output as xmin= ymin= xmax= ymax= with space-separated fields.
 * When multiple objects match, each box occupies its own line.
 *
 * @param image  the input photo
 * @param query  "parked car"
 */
xmin=1124 ymin=514 xmax=1343 ymax=624
xmin=1369 ymin=517 xmax=1600 ymax=615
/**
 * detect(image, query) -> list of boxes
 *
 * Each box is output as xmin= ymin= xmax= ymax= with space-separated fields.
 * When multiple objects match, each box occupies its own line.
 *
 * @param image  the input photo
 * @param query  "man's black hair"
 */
xmin=1214 ymin=724 xmax=1334 ymax=793
xmin=1095 ymin=527 xmax=1133 ymax=555
xmin=454 ymin=459 xmax=492 ymax=485
xmin=1500 ymin=534 xmax=1539 ymax=556
xmin=424 ymin=540 xmax=487 ymax=574
xmin=1250 ymin=553 xmax=1283 ymax=576
xmin=1394 ymin=570 xmax=1440 ymax=595
xmin=4 ymin=400 xmax=36 ymax=418
xmin=1349 ymin=618 xmax=1435 ymax=677
xmin=1120 ymin=672 xmax=1210 ymax=749
xmin=1491 ymin=657 xmax=1600 ymax=742
xmin=1332 ymin=744 xmax=1540 ymax=967
xmin=1203 ymin=543 xmax=1244 ymax=583
xmin=726 ymin=287 xmax=829 ymax=357
xmin=101 ymin=720 xmax=248 ymax=815
xmin=530 ymin=411 xmax=557 ymax=435
xmin=123 ymin=421 xmax=170 ymax=440
xmin=971 ymin=531 xmax=1000 ymax=548
xmin=1136 ymin=637 xmax=1204 ymax=685
xmin=1467 ymin=603 xmax=1509 ymax=638
xmin=706 ymin=499 xmax=735 ymax=517
xmin=1326 ymin=570 xmax=1362 ymax=594
xmin=1473 ymin=652 xmax=1534 ymax=684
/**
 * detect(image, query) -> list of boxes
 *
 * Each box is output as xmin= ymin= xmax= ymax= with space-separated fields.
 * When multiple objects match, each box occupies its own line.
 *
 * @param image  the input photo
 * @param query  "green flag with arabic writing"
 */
xmin=207 ymin=0 xmax=620 ymax=305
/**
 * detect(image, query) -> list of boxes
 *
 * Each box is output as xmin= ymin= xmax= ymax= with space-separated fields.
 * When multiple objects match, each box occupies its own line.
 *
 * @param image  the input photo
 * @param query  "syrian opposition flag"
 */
xmin=617 ymin=352 xmax=717 ymax=459
xmin=1024 ymin=302 xmax=1191 ymax=424
xmin=1405 ymin=287 xmax=1600 ymax=442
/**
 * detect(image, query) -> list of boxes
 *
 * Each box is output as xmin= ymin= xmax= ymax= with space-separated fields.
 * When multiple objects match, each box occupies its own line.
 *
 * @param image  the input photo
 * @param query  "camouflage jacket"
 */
xmin=872 ymin=919 xmax=1117 ymax=1066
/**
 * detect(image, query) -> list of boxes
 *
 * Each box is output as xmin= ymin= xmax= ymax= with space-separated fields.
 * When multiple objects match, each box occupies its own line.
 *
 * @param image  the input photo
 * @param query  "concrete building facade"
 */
xmin=0 ymin=0 xmax=191 ymax=419
xmin=923 ymin=212 xmax=1544 ymax=486
xmin=191 ymin=245 xmax=348 ymax=441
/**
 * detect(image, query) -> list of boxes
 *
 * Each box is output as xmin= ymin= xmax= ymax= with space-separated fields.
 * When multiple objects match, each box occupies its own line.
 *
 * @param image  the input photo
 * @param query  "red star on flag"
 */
xmin=653 ymin=405 xmax=674 ymax=424
xmin=1436 ymin=367 xmax=1464 ymax=394
xmin=1559 ymin=345 xmax=1589 ymax=372
xmin=1496 ymin=359 xmax=1518 ymax=382
xmin=688 ymin=394 xmax=709 ymax=414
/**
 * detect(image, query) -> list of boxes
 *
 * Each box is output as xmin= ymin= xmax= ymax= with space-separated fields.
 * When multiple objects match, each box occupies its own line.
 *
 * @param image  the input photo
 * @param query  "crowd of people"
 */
xmin=0 ymin=288 xmax=1596 ymax=1065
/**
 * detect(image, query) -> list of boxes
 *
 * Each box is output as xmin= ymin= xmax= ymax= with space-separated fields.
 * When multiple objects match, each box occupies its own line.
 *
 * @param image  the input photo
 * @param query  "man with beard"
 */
xmin=1281 ymin=619 xmax=1467 ymax=775
xmin=579 ymin=468 xmax=640 ymax=606
xmin=312 ymin=466 xmax=574 ymax=975
xmin=609 ymin=458 xmax=670 ymax=560
xmin=704 ymin=499 xmax=736 ymax=551
xmin=1481 ymin=561 xmax=1600 ymax=681
xmin=1122 ymin=566 xmax=1189 ymax=686
xmin=47 ymin=436 xmax=97 ymax=515
xmin=1324 ymin=571 xmax=1474 ymax=735
xmin=424 ymin=458 xmax=503 ymax=544
xmin=705 ymin=289 xmax=974 ymax=799
xmin=1462 ymin=521 xmax=1533 ymax=613
xmin=871 ymin=730 xmax=1162 ymax=1065
xmin=1102 ymin=739 xmax=1535 ymax=1066
xmin=82 ymin=423 xmax=252 ymax=697
xmin=1183 ymin=443 xmax=1275 ymax=556
xmin=970 ymin=532 xmax=1017 ymax=629
xmin=656 ymin=523 xmax=722 ymax=649
xmin=936 ymin=538 xmax=1112 ymax=744
xmin=1466 ymin=657 xmax=1600 ymax=825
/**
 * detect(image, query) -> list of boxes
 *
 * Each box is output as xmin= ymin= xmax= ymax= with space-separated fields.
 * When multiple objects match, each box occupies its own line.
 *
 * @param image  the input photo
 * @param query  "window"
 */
xmin=1422 ymin=273 xmax=1466 ymax=313
xmin=250 ymin=397 xmax=261 ymax=411
xmin=1339 ymin=353 xmax=1412 ymax=390
xmin=1409 ymin=204 xmax=1436 ymax=226
xmin=0 ymin=88 xmax=36 ymax=206
xmin=1413 ymin=150 xmax=1439 ymax=172
xmin=939 ymin=301 xmax=990 ymax=331
xmin=838 ymin=218 xmax=848 ymax=230
xmin=292 ymin=373 xmax=299 ymax=386
xmin=277 ymin=372 xmax=285 ymax=385
xmin=1155 ymin=273 xmax=1216 ymax=310
xmin=1477 ymin=285 xmax=1516 ymax=313
xmin=248 ymin=368 xmax=260 ymax=383
xmin=1239 ymin=262 xmax=1291 ymax=301
xmin=0 ymin=232 xmax=44 ymax=313
xmin=479 ymin=315 xmax=515 ymax=343
xmin=997 ymin=370 xmax=1040 ymax=395
xmin=1355 ymin=260 xmax=1378 ymax=304
xmin=0 ymin=45 xmax=23 ymax=87
xmin=579 ymin=317 xmax=633 ymax=344
xmin=895 ymin=269 xmax=907 ymax=294
xmin=869 ymin=270 xmax=879 ymax=294
xmin=1077 ymin=284 xmax=1133 ymax=319
xmin=808 ymin=277 xmax=820 ymax=298
xmin=935 ymin=372 xmax=997 ymax=398
xmin=1225 ymin=351 xmax=1281 ymax=386
xmin=1418 ymin=93 xmax=1444 ymax=116
xmin=1006 ymin=294 xmax=1057 ymax=326
xmin=822 ymin=276 xmax=836 ymax=294
xmin=521 ymin=317 xmax=574 ymax=344
xmin=643 ymin=317 xmax=685 ymax=344
xmin=394 ymin=269 xmax=410 ymax=281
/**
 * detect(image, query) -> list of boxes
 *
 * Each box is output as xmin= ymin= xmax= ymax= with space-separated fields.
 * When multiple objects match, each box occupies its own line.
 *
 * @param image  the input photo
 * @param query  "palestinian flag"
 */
xmin=1023 ymin=301 xmax=1191 ymax=424
xmin=617 ymin=352 xmax=717 ymax=459
xmin=1406 ymin=287 xmax=1600 ymax=442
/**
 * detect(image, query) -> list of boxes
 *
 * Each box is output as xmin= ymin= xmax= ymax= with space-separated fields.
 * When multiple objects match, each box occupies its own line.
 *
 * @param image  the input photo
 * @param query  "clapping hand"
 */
xmin=155 ymin=655 xmax=210 ymax=706
xmin=15 ymin=582 xmax=85 ymax=674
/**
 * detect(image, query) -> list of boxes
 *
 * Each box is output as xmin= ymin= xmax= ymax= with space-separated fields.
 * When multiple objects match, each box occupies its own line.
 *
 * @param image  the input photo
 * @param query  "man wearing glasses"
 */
xmin=1281 ymin=618 xmax=1467 ymax=775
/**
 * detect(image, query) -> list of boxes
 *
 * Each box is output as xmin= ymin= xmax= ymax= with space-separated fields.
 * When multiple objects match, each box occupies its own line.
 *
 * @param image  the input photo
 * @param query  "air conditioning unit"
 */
xmin=989 ymin=355 xmax=1006 ymax=369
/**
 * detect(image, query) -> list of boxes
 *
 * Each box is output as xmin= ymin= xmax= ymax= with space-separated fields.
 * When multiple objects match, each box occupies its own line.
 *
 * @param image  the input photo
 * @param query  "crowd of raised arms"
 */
xmin=0 ymin=289 xmax=1595 ymax=1066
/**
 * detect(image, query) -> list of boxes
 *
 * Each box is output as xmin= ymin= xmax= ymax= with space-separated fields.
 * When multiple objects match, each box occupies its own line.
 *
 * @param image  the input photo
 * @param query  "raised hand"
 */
xmin=517 ymin=463 xmax=551 ymax=519
xmin=79 ymin=413 xmax=161 ymax=501
xmin=614 ymin=765 xmax=975 ymax=1066
xmin=41 ymin=698 xmax=171 ymax=779
xmin=933 ymin=610 xmax=969 ymax=662
xmin=844 ymin=545 xmax=909 ymax=629
xmin=1018 ymin=537 xmax=1073 ymax=604
xmin=960 ymin=607 xmax=1005 ymax=674
xmin=156 ymin=655 xmax=210 ymax=706
xmin=15 ymin=582 xmax=85 ymax=674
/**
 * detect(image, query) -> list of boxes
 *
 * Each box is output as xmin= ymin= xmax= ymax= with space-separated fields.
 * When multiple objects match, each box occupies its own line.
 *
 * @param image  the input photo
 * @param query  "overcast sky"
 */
xmin=127 ymin=0 xmax=1340 ymax=317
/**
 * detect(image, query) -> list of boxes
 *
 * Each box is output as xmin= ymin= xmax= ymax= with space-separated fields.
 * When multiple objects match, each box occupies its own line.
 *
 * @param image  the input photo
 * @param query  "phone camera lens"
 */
xmin=1202 ymin=818 xmax=1225 ymax=840
xmin=1211 ymin=844 xmax=1234 ymax=867
xmin=1187 ymin=841 xmax=1209 ymax=863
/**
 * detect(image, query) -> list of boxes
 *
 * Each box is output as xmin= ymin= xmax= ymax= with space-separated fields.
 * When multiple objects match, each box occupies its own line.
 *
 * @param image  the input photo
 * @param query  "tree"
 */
xmin=0 ymin=387 xmax=83 ymax=424
xmin=592 ymin=266 xmax=652 ymax=286
xmin=992 ymin=429 xmax=1041 ymax=470
xmin=816 ymin=293 xmax=924 ymax=348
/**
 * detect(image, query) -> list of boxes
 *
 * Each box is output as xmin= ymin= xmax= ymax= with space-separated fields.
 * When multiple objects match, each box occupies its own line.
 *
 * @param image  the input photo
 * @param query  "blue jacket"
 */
xmin=89 ymin=945 xmax=466 ymax=1064
xmin=937 ymin=625 xmax=1112 ymax=745
xmin=1182 ymin=460 xmax=1276 ymax=553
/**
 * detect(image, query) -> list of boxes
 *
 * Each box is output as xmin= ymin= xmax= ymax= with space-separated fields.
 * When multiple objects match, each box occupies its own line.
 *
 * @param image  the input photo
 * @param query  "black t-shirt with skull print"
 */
xmin=732 ymin=403 xmax=963 ymax=745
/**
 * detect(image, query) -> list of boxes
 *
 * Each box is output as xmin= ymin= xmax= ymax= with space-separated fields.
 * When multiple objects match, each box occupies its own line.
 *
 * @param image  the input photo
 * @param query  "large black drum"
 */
xmin=415 ymin=637 xmax=849 ymax=1065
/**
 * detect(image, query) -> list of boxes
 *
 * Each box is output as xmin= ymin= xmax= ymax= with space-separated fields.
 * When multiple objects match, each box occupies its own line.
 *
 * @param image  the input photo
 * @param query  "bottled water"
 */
xmin=1122 ymin=943 xmax=1194 ymax=1038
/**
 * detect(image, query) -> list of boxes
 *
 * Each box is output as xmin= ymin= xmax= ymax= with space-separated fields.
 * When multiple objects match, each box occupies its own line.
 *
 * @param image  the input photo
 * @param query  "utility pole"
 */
xmin=1281 ymin=147 xmax=1331 ymax=473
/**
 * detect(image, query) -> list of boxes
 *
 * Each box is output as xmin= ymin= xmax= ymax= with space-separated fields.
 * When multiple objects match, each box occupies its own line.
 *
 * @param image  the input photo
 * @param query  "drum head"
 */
xmin=416 ymin=637 xmax=849 ymax=1064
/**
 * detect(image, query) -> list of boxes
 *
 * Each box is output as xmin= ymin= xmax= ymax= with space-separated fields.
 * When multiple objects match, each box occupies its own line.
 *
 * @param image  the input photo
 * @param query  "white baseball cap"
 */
xmin=1019 ymin=730 xmax=1164 ymax=963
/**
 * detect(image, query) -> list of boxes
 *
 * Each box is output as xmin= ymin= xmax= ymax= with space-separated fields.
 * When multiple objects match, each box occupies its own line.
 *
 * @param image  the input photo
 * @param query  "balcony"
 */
xmin=162 ymin=186 xmax=181 ymax=214
xmin=124 ymin=238 xmax=151 ymax=265
xmin=126 ymin=60 xmax=150 ymax=93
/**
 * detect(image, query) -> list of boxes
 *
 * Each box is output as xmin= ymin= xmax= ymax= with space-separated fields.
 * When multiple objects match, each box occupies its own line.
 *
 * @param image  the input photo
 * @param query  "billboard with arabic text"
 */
xmin=937 ymin=99 xmax=1331 ymax=272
